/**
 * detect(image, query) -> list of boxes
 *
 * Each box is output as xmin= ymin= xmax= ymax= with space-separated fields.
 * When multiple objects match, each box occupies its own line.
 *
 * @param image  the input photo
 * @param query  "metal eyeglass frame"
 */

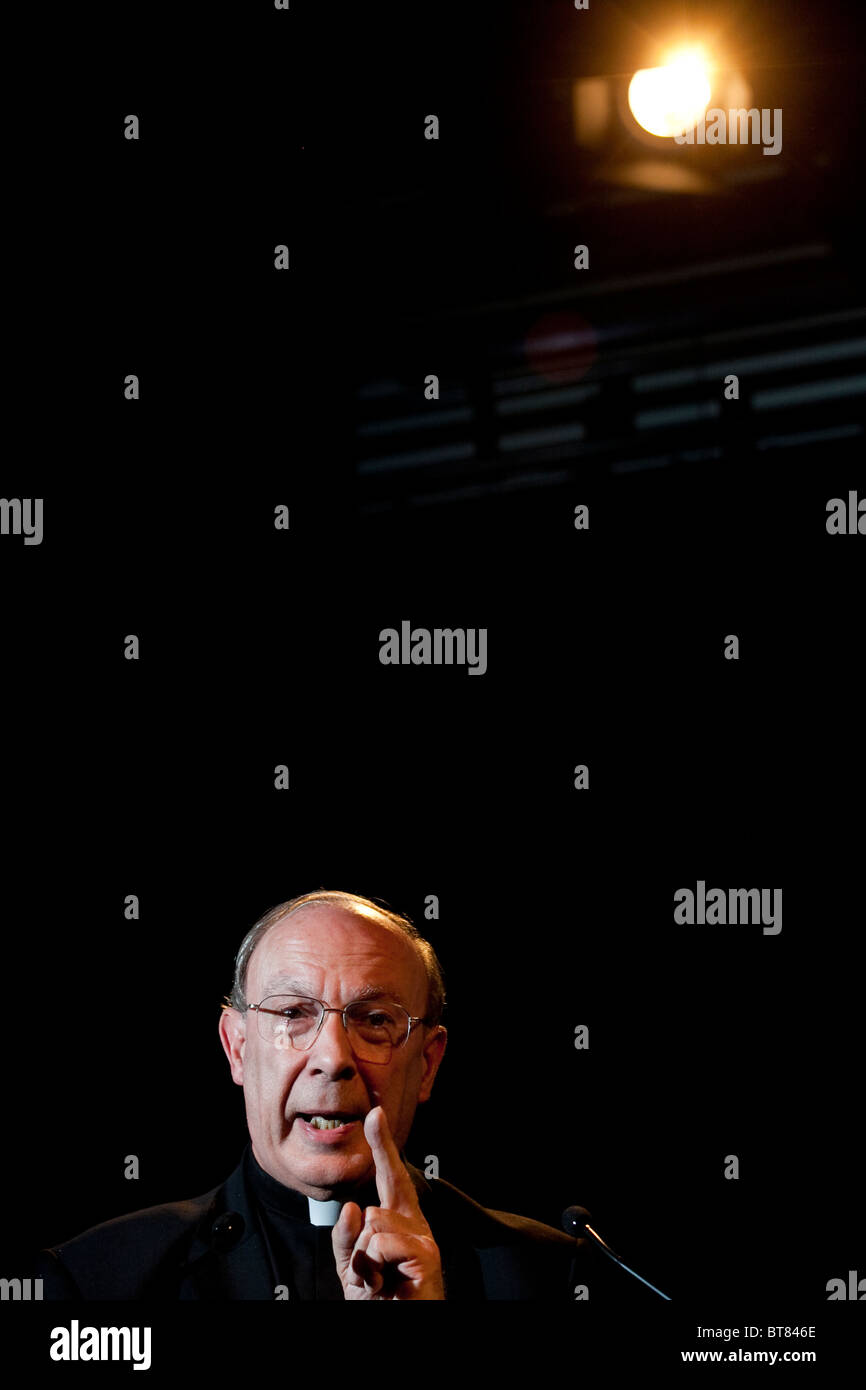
xmin=246 ymin=995 xmax=433 ymax=1057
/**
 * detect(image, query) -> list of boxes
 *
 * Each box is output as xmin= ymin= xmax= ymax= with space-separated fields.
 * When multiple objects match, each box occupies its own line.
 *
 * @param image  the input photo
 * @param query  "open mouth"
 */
xmin=297 ymin=1113 xmax=362 ymax=1131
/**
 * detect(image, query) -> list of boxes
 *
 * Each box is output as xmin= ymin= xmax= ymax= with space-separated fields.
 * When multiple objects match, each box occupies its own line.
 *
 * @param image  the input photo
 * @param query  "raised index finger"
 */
xmin=365 ymin=1105 xmax=418 ymax=1215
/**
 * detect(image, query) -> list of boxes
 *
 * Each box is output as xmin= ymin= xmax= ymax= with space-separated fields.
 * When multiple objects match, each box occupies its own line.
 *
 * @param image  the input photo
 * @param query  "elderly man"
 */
xmin=35 ymin=890 xmax=615 ymax=1300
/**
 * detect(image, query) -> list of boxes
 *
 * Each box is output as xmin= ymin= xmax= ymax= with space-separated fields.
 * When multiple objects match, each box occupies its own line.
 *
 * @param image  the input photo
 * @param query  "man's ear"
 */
xmin=219 ymin=1007 xmax=247 ymax=1086
xmin=417 ymin=1026 xmax=447 ymax=1104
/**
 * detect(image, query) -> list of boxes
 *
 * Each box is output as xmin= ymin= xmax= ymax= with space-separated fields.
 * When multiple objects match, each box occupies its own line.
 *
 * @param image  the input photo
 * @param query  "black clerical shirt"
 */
xmin=243 ymin=1147 xmax=380 ymax=1300
xmin=36 ymin=1145 xmax=625 ymax=1300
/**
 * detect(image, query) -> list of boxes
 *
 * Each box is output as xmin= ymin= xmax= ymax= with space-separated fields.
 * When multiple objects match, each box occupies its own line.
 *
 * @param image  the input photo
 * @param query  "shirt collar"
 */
xmin=243 ymin=1144 xmax=381 ymax=1223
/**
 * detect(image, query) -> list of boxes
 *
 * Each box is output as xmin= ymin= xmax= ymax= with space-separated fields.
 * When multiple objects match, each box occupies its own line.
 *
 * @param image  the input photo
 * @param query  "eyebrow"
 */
xmin=259 ymin=978 xmax=409 ymax=1008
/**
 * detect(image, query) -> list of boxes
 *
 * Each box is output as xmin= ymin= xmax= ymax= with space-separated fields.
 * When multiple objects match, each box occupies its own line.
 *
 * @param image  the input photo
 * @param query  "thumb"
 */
xmin=331 ymin=1201 xmax=363 ymax=1277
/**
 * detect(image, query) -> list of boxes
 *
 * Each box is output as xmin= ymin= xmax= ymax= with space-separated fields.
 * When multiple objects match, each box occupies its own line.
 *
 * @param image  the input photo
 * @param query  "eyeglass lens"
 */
xmin=256 ymin=995 xmax=409 ymax=1061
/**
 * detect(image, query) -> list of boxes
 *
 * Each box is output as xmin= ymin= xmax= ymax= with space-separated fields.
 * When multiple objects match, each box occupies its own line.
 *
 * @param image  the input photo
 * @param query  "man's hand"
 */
xmin=331 ymin=1106 xmax=445 ymax=1300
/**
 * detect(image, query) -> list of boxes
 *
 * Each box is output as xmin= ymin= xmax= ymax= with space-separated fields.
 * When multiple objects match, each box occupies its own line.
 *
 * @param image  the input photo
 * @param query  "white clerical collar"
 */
xmin=307 ymin=1197 xmax=342 ymax=1227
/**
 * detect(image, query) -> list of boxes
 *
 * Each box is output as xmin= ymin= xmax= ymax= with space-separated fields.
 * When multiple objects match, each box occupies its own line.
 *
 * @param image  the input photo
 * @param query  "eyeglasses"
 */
xmin=246 ymin=995 xmax=430 ymax=1065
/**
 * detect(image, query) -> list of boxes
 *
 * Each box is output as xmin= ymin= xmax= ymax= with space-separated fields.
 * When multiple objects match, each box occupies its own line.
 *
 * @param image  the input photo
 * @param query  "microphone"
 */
xmin=562 ymin=1204 xmax=671 ymax=1300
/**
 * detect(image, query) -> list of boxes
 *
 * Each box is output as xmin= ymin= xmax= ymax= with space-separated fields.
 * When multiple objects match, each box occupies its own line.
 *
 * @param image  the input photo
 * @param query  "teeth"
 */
xmin=308 ymin=1115 xmax=352 ymax=1130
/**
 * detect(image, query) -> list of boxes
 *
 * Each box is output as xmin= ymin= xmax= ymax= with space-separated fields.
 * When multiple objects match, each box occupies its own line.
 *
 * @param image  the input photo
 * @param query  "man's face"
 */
xmin=219 ymin=906 xmax=447 ymax=1200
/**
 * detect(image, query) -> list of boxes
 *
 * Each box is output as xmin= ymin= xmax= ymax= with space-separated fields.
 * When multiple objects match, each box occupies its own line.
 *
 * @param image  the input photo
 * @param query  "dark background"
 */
xmin=3 ymin=0 xmax=863 ymax=1327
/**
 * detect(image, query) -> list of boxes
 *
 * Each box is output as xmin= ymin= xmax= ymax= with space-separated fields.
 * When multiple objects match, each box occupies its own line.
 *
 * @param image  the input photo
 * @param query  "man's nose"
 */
xmin=305 ymin=1008 xmax=357 ymax=1075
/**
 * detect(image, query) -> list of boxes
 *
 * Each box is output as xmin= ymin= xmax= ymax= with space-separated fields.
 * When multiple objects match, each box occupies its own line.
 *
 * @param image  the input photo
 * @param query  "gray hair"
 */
xmin=223 ymin=889 xmax=446 ymax=1027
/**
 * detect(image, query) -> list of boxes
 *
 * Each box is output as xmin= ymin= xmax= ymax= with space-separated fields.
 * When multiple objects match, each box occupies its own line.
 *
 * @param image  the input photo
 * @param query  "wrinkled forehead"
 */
xmin=246 ymin=905 xmax=428 ymax=1009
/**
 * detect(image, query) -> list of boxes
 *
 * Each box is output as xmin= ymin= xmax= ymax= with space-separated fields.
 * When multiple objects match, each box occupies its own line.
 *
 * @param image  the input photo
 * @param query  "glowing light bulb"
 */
xmin=628 ymin=46 xmax=713 ymax=138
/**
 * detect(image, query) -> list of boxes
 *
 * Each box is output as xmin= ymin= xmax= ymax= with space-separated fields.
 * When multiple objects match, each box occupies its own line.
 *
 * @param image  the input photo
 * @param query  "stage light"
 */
xmin=628 ymin=45 xmax=712 ymax=139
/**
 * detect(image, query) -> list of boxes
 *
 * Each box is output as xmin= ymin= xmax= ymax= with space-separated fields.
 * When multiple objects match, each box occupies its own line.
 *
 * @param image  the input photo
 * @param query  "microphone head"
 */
xmin=561 ymin=1205 xmax=593 ymax=1236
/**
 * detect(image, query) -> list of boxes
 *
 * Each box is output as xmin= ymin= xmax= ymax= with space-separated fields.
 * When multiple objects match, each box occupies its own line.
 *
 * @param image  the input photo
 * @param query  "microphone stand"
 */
xmin=563 ymin=1205 xmax=671 ymax=1301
